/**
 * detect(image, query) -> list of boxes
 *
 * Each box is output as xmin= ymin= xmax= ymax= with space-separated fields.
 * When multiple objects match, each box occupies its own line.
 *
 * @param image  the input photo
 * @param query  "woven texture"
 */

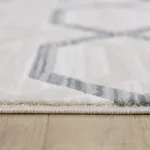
xmin=0 ymin=0 xmax=150 ymax=114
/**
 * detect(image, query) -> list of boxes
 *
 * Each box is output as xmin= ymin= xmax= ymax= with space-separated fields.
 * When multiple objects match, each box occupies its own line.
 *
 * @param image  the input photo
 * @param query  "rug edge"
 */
xmin=0 ymin=105 xmax=150 ymax=114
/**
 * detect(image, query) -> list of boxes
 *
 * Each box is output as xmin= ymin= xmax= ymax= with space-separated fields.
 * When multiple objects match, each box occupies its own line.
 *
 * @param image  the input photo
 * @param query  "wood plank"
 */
xmin=0 ymin=115 xmax=48 ymax=150
xmin=45 ymin=115 xmax=150 ymax=150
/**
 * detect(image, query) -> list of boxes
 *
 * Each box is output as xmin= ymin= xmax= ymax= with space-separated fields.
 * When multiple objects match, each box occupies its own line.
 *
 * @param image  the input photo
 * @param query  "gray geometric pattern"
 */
xmin=29 ymin=1 xmax=150 ymax=106
xmin=51 ymin=1 xmax=150 ymax=41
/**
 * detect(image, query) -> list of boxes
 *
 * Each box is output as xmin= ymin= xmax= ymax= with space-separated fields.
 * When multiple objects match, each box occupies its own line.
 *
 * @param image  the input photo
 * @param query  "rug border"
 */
xmin=0 ymin=105 xmax=150 ymax=114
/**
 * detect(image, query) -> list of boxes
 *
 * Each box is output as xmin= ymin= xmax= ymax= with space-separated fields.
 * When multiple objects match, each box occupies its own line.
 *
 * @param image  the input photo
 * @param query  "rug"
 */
xmin=0 ymin=0 xmax=150 ymax=114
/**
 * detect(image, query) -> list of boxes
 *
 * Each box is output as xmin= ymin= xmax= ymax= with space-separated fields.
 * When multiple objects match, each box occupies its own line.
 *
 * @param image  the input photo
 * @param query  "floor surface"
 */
xmin=0 ymin=115 xmax=149 ymax=150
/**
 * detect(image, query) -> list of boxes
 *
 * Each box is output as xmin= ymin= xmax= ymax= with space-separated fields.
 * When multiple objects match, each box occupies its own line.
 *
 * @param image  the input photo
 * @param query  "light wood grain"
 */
xmin=0 ymin=115 xmax=150 ymax=150
xmin=45 ymin=115 xmax=150 ymax=150
xmin=0 ymin=115 xmax=48 ymax=150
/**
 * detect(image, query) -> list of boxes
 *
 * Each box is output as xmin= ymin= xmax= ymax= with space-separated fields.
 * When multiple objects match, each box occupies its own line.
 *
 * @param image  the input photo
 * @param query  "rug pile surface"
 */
xmin=0 ymin=0 xmax=150 ymax=114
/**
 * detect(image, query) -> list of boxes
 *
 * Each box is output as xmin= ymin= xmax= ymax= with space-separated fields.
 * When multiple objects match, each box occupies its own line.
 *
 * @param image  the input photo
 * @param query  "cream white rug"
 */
xmin=1 ymin=0 xmax=150 ymax=114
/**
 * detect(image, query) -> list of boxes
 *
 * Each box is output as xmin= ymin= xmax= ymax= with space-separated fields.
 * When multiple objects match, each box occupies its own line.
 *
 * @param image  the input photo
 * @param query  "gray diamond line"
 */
xmin=29 ymin=1 xmax=150 ymax=106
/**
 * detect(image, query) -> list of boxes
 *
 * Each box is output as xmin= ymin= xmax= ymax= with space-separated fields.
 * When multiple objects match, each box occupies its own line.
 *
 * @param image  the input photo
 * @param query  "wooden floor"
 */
xmin=0 ymin=115 xmax=149 ymax=150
